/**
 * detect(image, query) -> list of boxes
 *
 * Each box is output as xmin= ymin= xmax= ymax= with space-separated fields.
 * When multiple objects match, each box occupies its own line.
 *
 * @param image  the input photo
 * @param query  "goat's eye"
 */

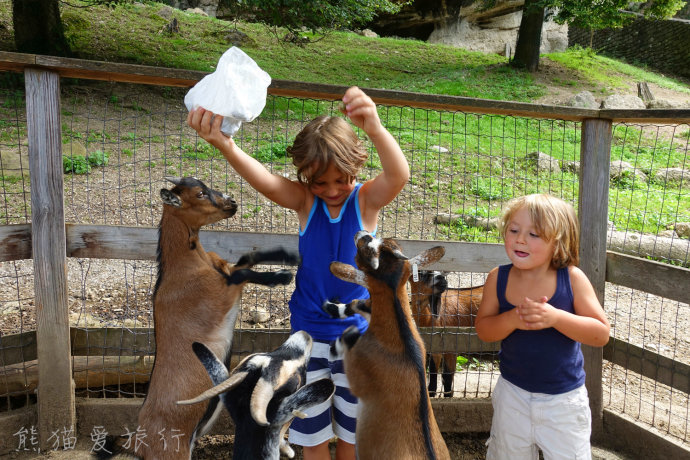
xmin=196 ymin=191 xmax=206 ymax=199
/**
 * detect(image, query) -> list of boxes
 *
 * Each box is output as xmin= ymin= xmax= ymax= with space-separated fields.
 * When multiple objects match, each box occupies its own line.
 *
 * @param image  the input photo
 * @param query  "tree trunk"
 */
xmin=511 ymin=0 xmax=545 ymax=72
xmin=12 ymin=0 xmax=71 ymax=56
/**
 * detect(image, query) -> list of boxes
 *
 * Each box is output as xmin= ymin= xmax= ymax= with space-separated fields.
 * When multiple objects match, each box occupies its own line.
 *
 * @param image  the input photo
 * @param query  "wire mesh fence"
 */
xmin=0 ymin=77 xmax=689 ymax=445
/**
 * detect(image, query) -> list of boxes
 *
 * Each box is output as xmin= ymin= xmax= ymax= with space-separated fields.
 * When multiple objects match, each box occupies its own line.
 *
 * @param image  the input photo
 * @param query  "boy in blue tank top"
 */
xmin=187 ymin=86 xmax=409 ymax=460
xmin=476 ymin=194 xmax=610 ymax=460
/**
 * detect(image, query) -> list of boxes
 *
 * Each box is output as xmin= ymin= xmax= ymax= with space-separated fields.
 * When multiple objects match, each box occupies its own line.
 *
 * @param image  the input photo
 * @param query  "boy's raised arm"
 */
xmin=187 ymin=107 xmax=307 ymax=212
xmin=344 ymin=87 xmax=410 ymax=212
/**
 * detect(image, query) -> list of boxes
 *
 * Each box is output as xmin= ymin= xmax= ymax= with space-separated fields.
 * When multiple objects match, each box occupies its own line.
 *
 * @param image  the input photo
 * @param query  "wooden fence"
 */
xmin=0 ymin=51 xmax=689 ymax=457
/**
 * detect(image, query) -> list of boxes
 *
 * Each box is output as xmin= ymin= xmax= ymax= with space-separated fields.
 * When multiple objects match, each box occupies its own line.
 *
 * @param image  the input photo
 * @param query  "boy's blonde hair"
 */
xmin=287 ymin=115 xmax=368 ymax=185
xmin=498 ymin=194 xmax=580 ymax=268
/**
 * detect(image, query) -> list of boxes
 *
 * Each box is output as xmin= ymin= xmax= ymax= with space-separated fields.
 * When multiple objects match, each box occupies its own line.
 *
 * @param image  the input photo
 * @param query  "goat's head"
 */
xmin=160 ymin=176 xmax=237 ymax=226
xmin=410 ymin=271 xmax=448 ymax=317
xmin=177 ymin=331 xmax=334 ymax=428
xmin=330 ymin=230 xmax=446 ymax=290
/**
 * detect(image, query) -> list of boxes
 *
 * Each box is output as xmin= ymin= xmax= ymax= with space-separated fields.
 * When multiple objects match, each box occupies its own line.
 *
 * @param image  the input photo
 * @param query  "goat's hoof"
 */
xmin=342 ymin=325 xmax=361 ymax=348
xmin=270 ymin=269 xmax=294 ymax=286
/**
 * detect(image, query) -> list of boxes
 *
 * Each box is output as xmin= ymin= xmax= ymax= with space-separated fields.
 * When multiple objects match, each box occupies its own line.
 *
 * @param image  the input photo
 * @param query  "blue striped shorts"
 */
xmin=288 ymin=339 xmax=358 ymax=446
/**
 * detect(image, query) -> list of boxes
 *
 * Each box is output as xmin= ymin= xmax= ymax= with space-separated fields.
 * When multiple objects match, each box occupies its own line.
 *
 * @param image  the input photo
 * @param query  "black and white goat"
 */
xmin=322 ymin=231 xmax=450 ymax=460
xmin=177 ymin=331 xmax=335 ymax=460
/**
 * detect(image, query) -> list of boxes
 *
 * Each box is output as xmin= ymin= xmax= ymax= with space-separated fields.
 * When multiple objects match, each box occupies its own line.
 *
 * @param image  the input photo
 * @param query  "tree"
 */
xmin=12 ymin=0 xmax=71 ymax=56
xmin=509 ymin=0 xmax=686 ymax=71
xmin=221 ymin=0 xmax=407 ymax=40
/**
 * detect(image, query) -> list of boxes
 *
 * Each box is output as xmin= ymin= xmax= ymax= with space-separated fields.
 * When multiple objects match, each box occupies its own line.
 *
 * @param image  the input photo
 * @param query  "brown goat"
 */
xmin=409 ymin=271 xmax=483 ymax=398
xmin=323 ymin=231 xmax=450 ymax=460
xmin=104 ymin=177 xmax=299 ymax=460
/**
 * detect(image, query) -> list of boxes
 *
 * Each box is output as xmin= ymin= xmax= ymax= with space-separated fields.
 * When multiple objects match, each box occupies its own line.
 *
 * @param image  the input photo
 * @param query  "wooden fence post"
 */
xmin=25 ymin=68 xmax=75 ymax=448
xmin=578 ymin=117 xmax=612 ymax=442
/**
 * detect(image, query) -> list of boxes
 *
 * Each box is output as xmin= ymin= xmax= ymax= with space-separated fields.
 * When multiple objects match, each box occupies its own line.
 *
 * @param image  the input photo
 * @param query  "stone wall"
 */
xmin=569 ymin=15 xmax=690 ymax=79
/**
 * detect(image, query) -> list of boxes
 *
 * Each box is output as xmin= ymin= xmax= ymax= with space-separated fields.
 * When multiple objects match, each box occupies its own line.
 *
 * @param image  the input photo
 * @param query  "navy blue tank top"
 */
xmin=497 ymin=264 xmax=585 ymax=394
xmin=288 ymin=183 xmax=370 ymax=341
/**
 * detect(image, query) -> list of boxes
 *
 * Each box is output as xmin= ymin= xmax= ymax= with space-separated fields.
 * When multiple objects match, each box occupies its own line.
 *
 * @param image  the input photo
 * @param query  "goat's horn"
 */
xmin=176 ymin=371 xmax=248 ymax=405
xmin=164 ymin=176 xmax=182 ymax=185
xmin=250 ymin=378 xmax=275 ymax=426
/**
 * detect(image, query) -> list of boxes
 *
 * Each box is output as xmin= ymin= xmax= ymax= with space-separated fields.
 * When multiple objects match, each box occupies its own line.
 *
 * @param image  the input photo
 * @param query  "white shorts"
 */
xmin=486 ymin=376 xmax=592 ymax=460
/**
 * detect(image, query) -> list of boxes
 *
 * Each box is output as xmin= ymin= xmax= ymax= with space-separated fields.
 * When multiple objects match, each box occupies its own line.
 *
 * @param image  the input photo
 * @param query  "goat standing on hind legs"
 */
xmin=102 ymin=177 xmax=300 ymax=460
xmin=409 ymin=271 xmax=483 ymax=398
xmin=322 ymin=231 xmax=450 ymax=460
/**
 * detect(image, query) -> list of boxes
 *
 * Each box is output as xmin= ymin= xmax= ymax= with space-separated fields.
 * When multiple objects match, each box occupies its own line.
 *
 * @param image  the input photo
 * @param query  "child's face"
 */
xmin=309 ymin=162 xmax=355 ymax=208
xmin=504 ymin=207 xmax=555 ymax=270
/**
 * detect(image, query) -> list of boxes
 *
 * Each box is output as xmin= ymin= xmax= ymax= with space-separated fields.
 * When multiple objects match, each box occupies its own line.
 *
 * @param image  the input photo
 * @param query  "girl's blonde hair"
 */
xmin=498 ymin=194 xmax=580 ymax=268
xmin=287 ymin=115 xmax=368 ymax=185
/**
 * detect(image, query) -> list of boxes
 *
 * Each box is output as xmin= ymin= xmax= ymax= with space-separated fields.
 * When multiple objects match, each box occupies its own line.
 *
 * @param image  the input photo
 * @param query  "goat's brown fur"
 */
xmin=122 ymin=177 xmax=297 ymax=460
xmin=327 ymin=232 xmax=450 ymax=460
xmin=410 ymin=272 xmax=483 ymax=397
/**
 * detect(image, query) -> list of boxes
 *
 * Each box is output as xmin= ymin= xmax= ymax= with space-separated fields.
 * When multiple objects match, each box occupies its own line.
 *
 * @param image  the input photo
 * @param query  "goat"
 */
xmin=177 ymin=330 xmax=335 ymax=460
xmin=322 ymin=231 xmax=450 ymax=460
xmin=409 ymin=271 xmax=483 ymax=398
xmin=100 ymin=176 xmax=299 ymax=460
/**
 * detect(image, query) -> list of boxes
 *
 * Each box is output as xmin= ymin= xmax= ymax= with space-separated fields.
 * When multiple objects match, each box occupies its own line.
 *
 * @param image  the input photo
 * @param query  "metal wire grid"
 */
xmin=604 ymin=283 xmax=690 ymax=442
xmin=0 ymin=81 xmax=688 ymax=446
xmin=608 ymin=122 xmax=690 ymax=265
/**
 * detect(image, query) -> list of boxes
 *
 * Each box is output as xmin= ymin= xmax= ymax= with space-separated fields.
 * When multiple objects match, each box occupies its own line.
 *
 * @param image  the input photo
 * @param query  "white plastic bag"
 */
xmin=184 ymin=47 xmax=271 ymax=136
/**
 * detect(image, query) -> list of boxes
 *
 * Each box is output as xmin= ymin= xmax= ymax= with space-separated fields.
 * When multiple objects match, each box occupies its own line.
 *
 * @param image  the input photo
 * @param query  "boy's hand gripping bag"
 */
xmin=184 ymin=47 xmax=271 ymax=136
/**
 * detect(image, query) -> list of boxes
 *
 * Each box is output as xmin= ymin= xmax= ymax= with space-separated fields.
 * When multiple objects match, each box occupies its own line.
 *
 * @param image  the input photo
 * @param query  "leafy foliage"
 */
xmin=221 ymin=0 xmax=406 ymax=38
xmin=551 ymin=0 xmax=686 ymax=30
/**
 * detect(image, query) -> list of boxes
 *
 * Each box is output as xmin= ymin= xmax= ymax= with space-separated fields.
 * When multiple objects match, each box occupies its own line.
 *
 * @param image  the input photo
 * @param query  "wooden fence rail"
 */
xmin=0 ymin=52 xmax=689 ymax=457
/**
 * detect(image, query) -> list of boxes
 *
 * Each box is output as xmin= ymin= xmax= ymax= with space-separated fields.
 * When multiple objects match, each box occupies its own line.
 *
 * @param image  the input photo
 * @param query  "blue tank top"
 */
xmin=288 ymin=183 xmax=370 ymax=341
xmin=497 ymin=264 xmax=585 ymax=394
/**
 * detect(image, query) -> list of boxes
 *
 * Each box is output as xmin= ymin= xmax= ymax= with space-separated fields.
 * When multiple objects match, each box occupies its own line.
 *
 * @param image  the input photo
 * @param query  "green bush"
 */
xmin=63 ymin=155 xmax=91 ymax=174
xmin=88 ymin=150 xmax=109 ymax=167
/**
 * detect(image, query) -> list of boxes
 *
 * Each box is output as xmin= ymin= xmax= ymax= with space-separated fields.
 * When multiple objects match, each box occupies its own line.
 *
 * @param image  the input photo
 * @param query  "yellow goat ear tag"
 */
xmin=412 ymin=263 xmax=419 ymax=282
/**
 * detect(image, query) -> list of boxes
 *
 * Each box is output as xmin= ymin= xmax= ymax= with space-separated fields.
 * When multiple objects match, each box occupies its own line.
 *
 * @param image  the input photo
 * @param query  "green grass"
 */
xmin=546 ymin=46 xmax=690 ymax=94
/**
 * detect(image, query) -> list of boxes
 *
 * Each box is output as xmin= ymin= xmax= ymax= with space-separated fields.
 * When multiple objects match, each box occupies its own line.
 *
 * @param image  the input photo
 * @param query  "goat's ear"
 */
xmin=191 ymin=341 xmax=229 ymax=385
xmin=273 ymin=378 xmax=336 ymax=426
xmin=176 ymin=371 xmax=248 ymax=406
xmin=408 ymin=246 xmax=445 ymax=268
xmin=329 ymin=262 xmax=367 ymax=288
xmin=160 ymin=188 xmax=182 ymax=207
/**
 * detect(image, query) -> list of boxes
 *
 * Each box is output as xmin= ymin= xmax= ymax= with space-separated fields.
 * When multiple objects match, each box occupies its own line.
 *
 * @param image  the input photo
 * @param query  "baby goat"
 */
xmin=409 ymin=271 xmax=483 ymax=398
xmin=103 ymin=177 xmax=299 ymax=460
xmin=177 ymin=331 xmax=335 ymax=460
xmin=323 ymin=231 xmax=450 ymax=460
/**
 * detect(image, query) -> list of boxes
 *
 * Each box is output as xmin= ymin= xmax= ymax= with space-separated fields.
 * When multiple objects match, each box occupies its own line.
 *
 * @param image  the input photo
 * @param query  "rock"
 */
xmin=185 ymin=8 xmax=208 ymax=17
xmin=358 ymin=29 xmax=379 ymax=38
xmin=434 ymin=213 xmax=499 ymax=230
xmin=225 ymin=30 xmax=253 ymax=47
xmin=0 ymin=149 xmax=29 ymax=177
xmin=1 ymin=301 xmax=21 ymax=314
xmin=646 ymin=99 xmax=682 ymax=109
xmin=568 ymin=91 xmax=598 ymax=109
xmin=563 ymin=160 xmax=581 ymax=175
xmin=63 ymin=140 xmax=87 ymax=157
xmin=600 ymin=94 xmax=646 ymax=110
xmin=156 ymin=6 xmax=175 ymax=20
xmin=430 ymin=145 xmax=449 ymax=153
xmin=526 ymin=151 xmax=561 ymax=173
xmin=654 ymin=167 xmax=688 ymax=186
xmin=250 ymin=307 xmax=270 ymax=324
xmin=675 ymin=222 xmax=690 ymax=238
xmin=610 ymin=160 xmax=648 ymax=184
